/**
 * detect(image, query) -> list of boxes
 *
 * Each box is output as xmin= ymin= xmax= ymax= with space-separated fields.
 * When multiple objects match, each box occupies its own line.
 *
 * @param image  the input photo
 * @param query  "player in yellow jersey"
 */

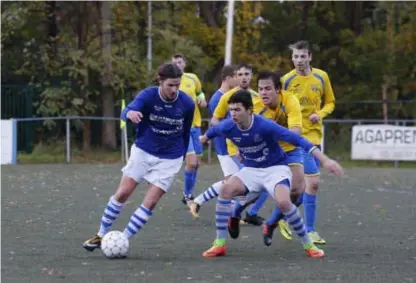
xmin=280 ymin=41 xmax=336 ymax=244
xmin=172 ymin=54 xmax=207 ymax=204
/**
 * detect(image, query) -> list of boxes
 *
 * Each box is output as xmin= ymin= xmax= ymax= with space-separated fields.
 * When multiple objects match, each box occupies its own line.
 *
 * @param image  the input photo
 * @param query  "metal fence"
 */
xmin=11 ymin=116 xmax=416 ymax=166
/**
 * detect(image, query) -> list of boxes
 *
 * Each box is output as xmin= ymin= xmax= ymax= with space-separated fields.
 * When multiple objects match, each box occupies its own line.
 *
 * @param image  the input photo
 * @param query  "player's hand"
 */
xmin=197 ymin=98 xmax=207 ymax=108
xmin=236 ymin=152 xmax=243 ymax=163
xmin=127 ymin=111 xmax=143 ymax=124
xmin=210 ymin=117 xmax=220 ymax=126
xmin=199 ymin=135 xmax=209 ymax=144
xmin=309 ymin=113 xmax=320 ymax=124
xmin=322 ymin=158 xmax=344 ymax=176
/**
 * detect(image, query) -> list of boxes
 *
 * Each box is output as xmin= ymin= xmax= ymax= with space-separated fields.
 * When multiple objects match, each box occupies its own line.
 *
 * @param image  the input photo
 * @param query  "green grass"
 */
xmin=18 ymin=142 xmax=122 ymax=164
xmin=17 ymin=142 xmax=416 ymax=168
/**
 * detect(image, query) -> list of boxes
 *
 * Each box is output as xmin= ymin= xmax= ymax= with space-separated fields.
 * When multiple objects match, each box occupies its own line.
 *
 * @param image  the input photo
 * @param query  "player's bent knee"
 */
xmin=185 ymin=154 xmax=198 ymax=170
xmin=306 ymin=176 xmax=320 ymax=194
xmin=115 ymin=176 xmax=138 ymax=203
xmin=220 ymin=183 xmax=235 ymax=199
xmin=142 ymin=185 xmax=166 ymax=210
xmin=277 ymin=199 xmax=293 ymax=213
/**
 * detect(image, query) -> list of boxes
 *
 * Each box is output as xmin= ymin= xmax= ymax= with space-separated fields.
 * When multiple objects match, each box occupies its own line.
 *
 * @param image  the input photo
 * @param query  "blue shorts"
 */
xmin=187 ymin=127 xmax=203 ymax=155
xmin=285 ymin=147 xmax=304 ymax=166
xmin=303 ymin=145 xmax=321 ymax=176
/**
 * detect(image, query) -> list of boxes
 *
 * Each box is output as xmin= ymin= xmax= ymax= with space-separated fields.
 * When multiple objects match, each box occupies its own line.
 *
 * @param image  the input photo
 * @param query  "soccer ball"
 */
xmin=101 ymin=231 xmax=129 ymax=259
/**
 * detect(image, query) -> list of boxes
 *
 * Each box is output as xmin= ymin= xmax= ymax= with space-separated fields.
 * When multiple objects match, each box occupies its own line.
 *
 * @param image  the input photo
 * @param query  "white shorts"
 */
xmin=232 ymin=165 xmax=292 ymax=201
xmin=122 ymin=145 xmax=183 ymax=192
xmin=217 ymin=155 xmax=242 ymax=177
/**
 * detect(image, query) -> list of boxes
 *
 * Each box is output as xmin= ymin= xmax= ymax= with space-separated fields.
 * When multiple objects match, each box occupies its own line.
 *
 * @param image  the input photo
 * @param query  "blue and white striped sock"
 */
xmin=194 ymin=181 xmax=223 ymax=205
xmin=216 ymin=198 xmax=232 ymax=239
xmin=97 ymin=196 xmax=124 ymax=237
xmin=123 ymin=204 xmax=152 ymax=239
xmin=283 ymin=205 xmax=310 ymax=244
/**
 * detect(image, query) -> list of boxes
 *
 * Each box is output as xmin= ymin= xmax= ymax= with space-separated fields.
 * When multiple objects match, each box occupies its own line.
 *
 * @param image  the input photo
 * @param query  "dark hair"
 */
xmin=157 ymin=63 xmax=183 ymax=81
xmin=172 ymin=54 xmax=186 ymax=61
xmin=221 ymin=65 xmax=237 ymax=81
xmin=237 ymin=63 xmax=253 ymax=72
xmin=227 ymin=90 xmax=253 ymax=110
xmin=289 ymin=40 xmax=311 ymax=53
xmin=257 ymin=71 xmax=282 ymax=90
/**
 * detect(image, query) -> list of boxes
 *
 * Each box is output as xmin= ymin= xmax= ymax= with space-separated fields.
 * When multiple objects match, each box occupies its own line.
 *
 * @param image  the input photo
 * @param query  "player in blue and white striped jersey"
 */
xmin=199 ymin=90 xmax=343 ymax=259
xmin=83 ymin=63 xmax=195 ymax=252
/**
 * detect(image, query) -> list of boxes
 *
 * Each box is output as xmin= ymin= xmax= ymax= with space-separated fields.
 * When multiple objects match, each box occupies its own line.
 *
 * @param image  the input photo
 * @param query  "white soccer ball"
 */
xmin=101 ymin=231 xmax=129 ymax=259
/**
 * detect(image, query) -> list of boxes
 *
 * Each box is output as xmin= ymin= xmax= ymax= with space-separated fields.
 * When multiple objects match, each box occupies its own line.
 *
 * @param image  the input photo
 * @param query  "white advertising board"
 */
xmin=1 ymin=119 xmax=17 ymax=164
xmin=351 ymin=124 xmax=416 ymax=161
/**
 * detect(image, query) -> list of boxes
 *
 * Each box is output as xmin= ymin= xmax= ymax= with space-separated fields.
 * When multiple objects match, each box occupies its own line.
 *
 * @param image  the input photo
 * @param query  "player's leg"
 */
xmin=242 ymin=190 xmax=268 ymax=226
xmin=123 ymin=154 xmax=183 ymax=239
xmin=188 ymin=180 xmax=223 ymax=218
xmin=83 ymin=146 xmax=149 ymax=251
xmin=203 ymin=168 xmax=260 ymax=257
xmin=303 ymin=146 xmax=325 ymax=244
xmin=263 ymin=165 xmax=304 ymax=244
xmin=263 ymin=148 xmax=305 ymax=244
xmin=189 ymin=154 xmax=241 ymax=218
xmin=183 ymin=132 xmax=199 ymax=204
xmin=265 ymin=166 xmax=324 ymax=258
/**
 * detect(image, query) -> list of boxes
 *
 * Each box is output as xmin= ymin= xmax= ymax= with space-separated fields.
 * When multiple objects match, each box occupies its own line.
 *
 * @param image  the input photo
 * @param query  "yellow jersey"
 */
xmin=213 ymin=87 xmax=302 ymax=154
xmin=282 ymin=68 xmax=335 ymax=145
xmin=274 ymin=90 xmax=302 ymax=152
xmin=179 ymin=73 xmax=203 ymax=127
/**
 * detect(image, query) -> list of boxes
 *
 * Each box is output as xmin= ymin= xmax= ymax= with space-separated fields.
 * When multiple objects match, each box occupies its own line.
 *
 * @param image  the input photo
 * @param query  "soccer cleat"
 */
xmin=202 ymin=239 xmax=227 ymax=258
xmin=242 ymin=212 xmax=264 ymax=226
xmin=308 ymin=231 xmax=326 ymax=245
xmin=262 ymin=223 xmax=278 ymax=246
xmin=181 ymin=194 xmax=194 ymax=205
xmin=188 ymin=201 xmax=200 ymax=218
xmin=303 ymin=242 xmax=325 ymax=258
xmin=278 ymin=220 xmax=293 ymax=240
xmin=228 ymin=217 xmax=241 ymax=239
xmin=83 ymin=235 xmax=102 ymax=251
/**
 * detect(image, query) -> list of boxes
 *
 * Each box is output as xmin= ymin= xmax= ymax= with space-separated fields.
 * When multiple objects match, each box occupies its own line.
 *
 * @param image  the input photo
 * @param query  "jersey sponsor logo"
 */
xmin=299 ymin=96 xmax=319 ymax=106
xmin=239 ymin=142 xmax=267 ymax=154
xmin=149 ymin=114 xmax=184 ymax=126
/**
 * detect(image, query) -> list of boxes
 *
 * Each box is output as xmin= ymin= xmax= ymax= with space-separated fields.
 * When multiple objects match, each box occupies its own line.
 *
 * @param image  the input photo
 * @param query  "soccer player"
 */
xmin=280 ymin=40 xmax=336 ymax=244
xmin=188 ymin=65 xmax=240 ymax=218
xmin=199 ymin=90 xmax=343 ymax=258
xmin=83 ymin=64 xmax=195 ymax=251
xmin=190 ymin=64 xmax=269 ymax=225
xmin=206 ymin=71 xmax=304 ymax=242
xmin=172 ymin=54 xmax=207 ymax=204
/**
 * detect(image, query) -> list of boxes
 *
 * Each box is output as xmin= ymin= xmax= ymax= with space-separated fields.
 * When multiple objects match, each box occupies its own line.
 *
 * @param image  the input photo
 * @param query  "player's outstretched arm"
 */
xmin=310 ymin=148 xmax=344 ymax=176
xmin=200 ymin=122 xmax=225 ymax=144
xmin=268 ymin=120 xmax=343 ymax=176
xmin=121 ymin=90 xmax=148 ymax=124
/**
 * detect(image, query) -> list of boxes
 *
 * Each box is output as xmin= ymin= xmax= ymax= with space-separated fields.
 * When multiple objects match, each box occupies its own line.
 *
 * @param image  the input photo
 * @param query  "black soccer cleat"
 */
xmin=228 ymin=217 xmax=241 ymax=239
xmin=262 ymin=223 xmax=278 ymax=246
xmin=181 ymin=194 xmax=194 ymax=205
xmin=83 ymin=235 xmax=102 ymax=251
xmin=242 ymin=212 xmax=264 ymax=226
